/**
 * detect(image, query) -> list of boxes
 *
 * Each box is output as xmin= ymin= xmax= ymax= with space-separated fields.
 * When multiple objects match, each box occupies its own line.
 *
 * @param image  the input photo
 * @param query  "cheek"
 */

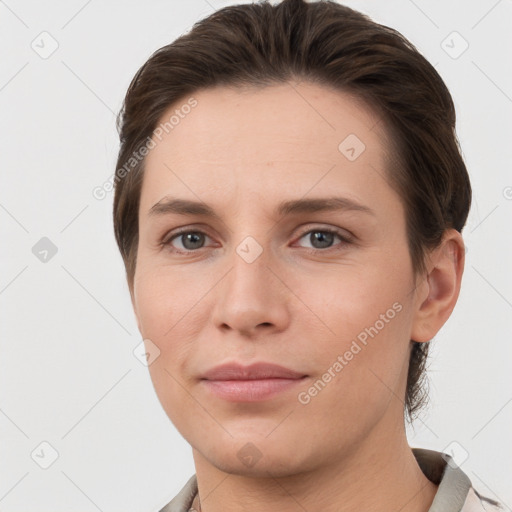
xmin=134 ymin=262 xmax=211 ymax=340
xmin=294 ymin=299 xmax=412 ymax=445
xmin=311 ymin=258 xmax=411 ymax=343
xmin=294 ymin=259 xmax=414 ymax=409
xmin=310 ymin=292 xmax=410 ymax=381
xmin=133 ymin=268 xmax=211 ymax=412
xmin=139 ymin=296 xmax=207 ymax=438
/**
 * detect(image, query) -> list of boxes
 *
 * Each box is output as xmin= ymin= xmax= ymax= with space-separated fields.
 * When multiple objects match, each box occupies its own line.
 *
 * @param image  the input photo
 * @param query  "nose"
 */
xmin=210 ymin=242 xmax=291 ymax=338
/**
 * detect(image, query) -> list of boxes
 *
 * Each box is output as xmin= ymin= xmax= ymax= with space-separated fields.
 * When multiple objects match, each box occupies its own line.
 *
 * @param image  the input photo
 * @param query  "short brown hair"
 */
xmin=113 ymin=0 xmax=471 ymax=422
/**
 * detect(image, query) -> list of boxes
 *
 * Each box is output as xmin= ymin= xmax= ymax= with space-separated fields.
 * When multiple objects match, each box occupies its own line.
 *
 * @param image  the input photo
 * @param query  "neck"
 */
xmin=191 ymin=416 xmax=438 ymax=512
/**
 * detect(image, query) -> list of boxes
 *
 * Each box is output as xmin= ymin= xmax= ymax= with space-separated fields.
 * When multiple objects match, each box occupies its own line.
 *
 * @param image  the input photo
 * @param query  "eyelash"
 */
xmin=160 ymin=226 xmax=352 ymax=255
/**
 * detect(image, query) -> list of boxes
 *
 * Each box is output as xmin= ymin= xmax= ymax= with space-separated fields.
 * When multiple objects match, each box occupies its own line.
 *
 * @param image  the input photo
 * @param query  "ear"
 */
xmin=411 ymin=229 xmax=465 ymax=343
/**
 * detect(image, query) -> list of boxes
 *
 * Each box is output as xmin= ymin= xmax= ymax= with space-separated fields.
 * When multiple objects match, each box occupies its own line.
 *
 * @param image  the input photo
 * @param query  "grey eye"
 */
xmin=297 ymin=230 xmax=339 ymax=249
xmin=172 ymin=231 xmax=208 ymax=250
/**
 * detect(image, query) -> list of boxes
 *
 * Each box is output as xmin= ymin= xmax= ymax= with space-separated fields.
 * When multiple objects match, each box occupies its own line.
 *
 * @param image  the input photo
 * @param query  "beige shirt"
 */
xmin=159 ymin=448 xmax=503 ymax=511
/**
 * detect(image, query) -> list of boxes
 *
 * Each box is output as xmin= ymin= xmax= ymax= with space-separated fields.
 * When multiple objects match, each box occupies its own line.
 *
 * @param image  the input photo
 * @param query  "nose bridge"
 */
xmin=228 ymin=233 xmax=274 ymax=301
xmin=211 ymin=231 xmax=290 ymax=334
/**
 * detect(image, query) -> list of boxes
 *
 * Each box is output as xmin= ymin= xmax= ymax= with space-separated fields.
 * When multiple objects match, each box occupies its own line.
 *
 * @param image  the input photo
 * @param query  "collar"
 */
xmin=412 ymin=447 xmax=471 ymax=511
xmin=160 ymin=448 xmax=478 ymax=512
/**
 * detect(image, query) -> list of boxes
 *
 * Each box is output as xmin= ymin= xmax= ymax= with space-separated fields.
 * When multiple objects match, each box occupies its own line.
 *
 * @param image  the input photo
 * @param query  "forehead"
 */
xmin=139 ymin=82 xmax=395 ymax=216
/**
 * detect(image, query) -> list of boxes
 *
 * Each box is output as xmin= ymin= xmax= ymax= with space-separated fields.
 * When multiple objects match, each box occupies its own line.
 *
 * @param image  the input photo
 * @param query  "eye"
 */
xmin=161 ymin=226 xmax=352 ymax=255
xmin=163 ymin=230 xmax=213 ymax=252
xmin=295 ymin=228 xmax=351 ymax=250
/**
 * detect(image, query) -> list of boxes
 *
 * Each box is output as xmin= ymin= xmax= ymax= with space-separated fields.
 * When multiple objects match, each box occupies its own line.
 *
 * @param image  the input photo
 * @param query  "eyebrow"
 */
xmin=147 ymin=196 xmax=375 ymax=219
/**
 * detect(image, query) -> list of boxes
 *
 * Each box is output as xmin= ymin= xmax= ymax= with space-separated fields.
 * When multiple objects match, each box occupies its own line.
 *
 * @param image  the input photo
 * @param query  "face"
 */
xmin=131 ymin=82 xmax=424 ymax=476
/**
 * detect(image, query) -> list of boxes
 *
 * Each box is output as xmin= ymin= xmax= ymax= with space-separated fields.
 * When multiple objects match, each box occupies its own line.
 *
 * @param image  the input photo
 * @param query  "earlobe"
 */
xmin=410 ymin=229 xmax=465 ymax=343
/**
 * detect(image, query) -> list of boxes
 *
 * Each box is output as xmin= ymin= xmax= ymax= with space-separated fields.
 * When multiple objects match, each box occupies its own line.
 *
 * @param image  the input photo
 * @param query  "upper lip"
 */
xmin=201 ymin=362 xmax=306 ymax=381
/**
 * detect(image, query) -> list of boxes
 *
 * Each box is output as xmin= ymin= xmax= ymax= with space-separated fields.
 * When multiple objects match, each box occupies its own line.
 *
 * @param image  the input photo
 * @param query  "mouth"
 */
xmin=200 ymin=361 xmax=308 ymax=402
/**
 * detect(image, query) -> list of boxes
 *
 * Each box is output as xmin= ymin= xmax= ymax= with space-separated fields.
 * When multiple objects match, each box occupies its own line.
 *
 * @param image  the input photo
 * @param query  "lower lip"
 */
xmin=201 ymin=377 xmax=307 ymax=402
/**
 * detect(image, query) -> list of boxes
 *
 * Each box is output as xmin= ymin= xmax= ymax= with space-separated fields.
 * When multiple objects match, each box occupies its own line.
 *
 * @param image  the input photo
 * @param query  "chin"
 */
xmin=207 ymin=448 xmax=310 ymax=479
xmin=194 ymin=430 xmax=318 ymax=477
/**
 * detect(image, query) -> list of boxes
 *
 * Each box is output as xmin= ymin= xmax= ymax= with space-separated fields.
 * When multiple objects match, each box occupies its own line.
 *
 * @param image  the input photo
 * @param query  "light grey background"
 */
xmin=1 ymin=0 xmax=511 ymax=510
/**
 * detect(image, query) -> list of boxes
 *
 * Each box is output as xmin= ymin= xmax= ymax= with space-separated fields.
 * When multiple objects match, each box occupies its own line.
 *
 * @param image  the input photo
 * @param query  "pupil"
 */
xmin=311 ymin=231 xmax=333 ymax=248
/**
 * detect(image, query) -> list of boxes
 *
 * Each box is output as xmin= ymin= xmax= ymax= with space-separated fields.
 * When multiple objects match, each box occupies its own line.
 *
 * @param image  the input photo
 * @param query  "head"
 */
xmin=113 ymin=0 xmax=469 ymax=475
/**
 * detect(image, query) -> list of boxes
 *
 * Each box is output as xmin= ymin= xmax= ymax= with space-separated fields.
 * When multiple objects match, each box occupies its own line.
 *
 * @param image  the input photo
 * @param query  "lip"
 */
xmin=201 ymin=362 xmax=306 ymax=380
xmin=200 ymin=362 xmax=308 ymax=402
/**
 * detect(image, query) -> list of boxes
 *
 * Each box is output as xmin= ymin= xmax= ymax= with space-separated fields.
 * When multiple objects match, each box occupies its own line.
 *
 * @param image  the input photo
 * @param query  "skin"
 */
xmin=130 ymin=81 xmax=465 ymax=512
